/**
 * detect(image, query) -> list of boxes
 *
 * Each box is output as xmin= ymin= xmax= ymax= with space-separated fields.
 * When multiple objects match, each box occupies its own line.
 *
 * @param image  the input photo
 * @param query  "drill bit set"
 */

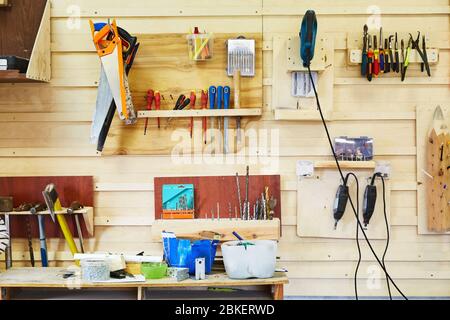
xmin=360 ymin=25 xmax=431 ymax=82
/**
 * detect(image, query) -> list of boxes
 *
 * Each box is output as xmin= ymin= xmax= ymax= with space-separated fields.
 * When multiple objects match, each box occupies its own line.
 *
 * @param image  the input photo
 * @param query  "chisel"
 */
xmin=367 ymin=36 xmax=373 ymax=81
xmin=217 ymin=86 xmax=223 ymax=135
xmin=361 ymin=25 xmax=368 ymax=76
xmin=223 ymin=86 xmax=230 ymax=154
xmin=30 ymin=203 xmax=48 ymax=267
xmin=201 ymin=90 xmax=208 ymax=144
xmin=144 ymin=89 xmax=154 ymax=135
xmin=189 ymin=90 xmax=196 ymax=139
xmin=388 ymin=35 xmax=394 ymax=72
xmin=384 ymin=38 xmax=390 ymax=73
xmin=67 ymin=201 xmax=85 ymax=254
xmin=208 ymin=86 xmax=216 ymax=143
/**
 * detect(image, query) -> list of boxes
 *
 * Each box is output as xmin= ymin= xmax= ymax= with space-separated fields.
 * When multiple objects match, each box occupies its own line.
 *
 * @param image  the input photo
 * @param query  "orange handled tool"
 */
xmin=189 ymin=91 xmax=196 ymax=138
xmin=201 ymin=90 xmax=208 ymax=144
xmin=155 ymin=91 xmax=161 ymax=128
xmin=144 ymin=89 xmax=154 ymax=135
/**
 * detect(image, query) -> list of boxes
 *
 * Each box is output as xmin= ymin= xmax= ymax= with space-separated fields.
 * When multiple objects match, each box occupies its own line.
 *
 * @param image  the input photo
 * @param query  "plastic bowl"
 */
xmin=141 ymin=262 xmax=168 ymax=279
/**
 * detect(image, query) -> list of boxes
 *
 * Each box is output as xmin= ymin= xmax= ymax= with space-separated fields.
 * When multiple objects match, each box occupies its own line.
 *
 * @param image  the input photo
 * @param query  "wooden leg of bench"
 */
xmin=272 ymin=284 xmax=284 ymax=300
xmin=0 ymin=287 xmax=10 ymax=300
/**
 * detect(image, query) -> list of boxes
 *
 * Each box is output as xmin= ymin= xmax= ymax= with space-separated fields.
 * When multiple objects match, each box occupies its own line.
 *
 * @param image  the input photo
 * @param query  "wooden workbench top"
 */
xmin=0 ymin=267 xmax=288 ymax=289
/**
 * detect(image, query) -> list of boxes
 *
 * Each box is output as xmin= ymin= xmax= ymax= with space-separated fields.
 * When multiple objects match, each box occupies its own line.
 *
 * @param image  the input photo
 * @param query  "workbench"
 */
xmin=0 ymin=268 xmax=288 ymax=300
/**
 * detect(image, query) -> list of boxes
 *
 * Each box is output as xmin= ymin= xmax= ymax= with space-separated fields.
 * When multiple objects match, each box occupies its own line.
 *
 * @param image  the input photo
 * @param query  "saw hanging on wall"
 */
xmin=425 ymin=106 xmax=450 ymax=232
xmin=89 ymin=20 xmax=139 ymax=150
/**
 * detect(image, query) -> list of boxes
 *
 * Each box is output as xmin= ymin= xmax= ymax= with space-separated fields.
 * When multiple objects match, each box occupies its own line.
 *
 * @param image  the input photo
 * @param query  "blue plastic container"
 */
xmin=162 ymin=232 xmax=218 ymax=275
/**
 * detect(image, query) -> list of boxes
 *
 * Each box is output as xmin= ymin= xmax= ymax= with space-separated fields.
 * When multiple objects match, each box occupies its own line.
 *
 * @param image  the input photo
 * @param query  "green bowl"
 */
xmin=141 ymin=262 xmax=168 ymax=279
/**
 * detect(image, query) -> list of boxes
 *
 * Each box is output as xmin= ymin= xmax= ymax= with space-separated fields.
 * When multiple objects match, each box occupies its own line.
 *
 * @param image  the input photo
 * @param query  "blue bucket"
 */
xmin=162 ymin=232 xmax=218 ymax=274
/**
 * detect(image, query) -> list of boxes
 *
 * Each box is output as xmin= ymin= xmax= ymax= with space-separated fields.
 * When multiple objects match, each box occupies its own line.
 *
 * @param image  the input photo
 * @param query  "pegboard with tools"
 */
xmin=417 ymin=106 xmax=450 ymax=234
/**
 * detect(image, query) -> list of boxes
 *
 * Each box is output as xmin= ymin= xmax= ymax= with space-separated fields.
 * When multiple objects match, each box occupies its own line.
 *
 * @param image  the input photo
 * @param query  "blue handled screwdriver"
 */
xmin=223 ymin=86 xmax=230 ymax=154
xmin=217 ymin=86 xmax=223 ymax=133
xmin=208 ymin=86 xmax=216 ymax=143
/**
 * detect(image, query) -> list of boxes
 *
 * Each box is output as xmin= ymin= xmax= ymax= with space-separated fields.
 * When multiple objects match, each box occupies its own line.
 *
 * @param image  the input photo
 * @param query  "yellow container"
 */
xmin=125 ymin=262 xmax=142 ymax=275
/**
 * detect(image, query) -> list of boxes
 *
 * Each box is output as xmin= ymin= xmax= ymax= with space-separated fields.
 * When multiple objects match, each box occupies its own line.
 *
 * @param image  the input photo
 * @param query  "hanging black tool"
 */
xmin=299 ymin=10 xmax=317 ymax=67
xmin=367 ymin=36 xmax=373 ymax=81
xmin=394 ymin=32 xmax=400 ymax=73
xmin=14 ymin=203 xmax=34 ymax=267
xmin=362 ymin=177 xmax=377 ymax=227
xmin=384 ymin=38 xmax=390 ymax=73
xmin=333 ymin=174 xmax=352 ymax=229
xmin=410 ymin=31 xmax=431 ymax=77
xmin=361 ymin=25 xmax=368 ymax=76
xmin=388 ymin=35 xmax=394 ymax=72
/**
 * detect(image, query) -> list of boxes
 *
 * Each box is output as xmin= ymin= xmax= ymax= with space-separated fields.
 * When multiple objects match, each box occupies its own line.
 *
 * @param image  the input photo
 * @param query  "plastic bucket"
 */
xmin=221 ymin=240 xmax=277 ymax=279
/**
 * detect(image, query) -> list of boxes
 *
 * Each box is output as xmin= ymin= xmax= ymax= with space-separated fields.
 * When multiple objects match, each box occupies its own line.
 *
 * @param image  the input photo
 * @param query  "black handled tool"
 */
xmin=410 ymin=32 xmax=431 ymax=77
xmin=394 ymin=32 xmax=400 ymax=73
xmin=361 ymin=24 xmax=368 ymax=76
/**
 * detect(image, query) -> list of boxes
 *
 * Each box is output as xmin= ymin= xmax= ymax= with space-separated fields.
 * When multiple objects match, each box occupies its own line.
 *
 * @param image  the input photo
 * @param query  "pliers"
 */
xmin=410 ymin=31 xmax=431 ymax=77
xmin=401 ymin=37 xmax=412 ymax=82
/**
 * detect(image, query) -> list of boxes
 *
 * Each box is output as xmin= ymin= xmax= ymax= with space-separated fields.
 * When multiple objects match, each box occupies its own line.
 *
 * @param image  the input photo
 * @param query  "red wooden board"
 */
xmin=0 ymin=176 xmax=93 ymax=238
xmin=154 ymin=175 xmax=281 ymax=221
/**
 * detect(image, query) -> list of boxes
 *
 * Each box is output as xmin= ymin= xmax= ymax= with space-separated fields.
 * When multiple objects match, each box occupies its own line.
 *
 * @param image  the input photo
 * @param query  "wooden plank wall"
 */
xmin=0 ymin=0 xmax=449 ymax=297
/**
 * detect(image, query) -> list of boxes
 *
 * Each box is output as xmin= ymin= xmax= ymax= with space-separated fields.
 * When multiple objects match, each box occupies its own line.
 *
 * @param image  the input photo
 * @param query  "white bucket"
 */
xmin=221 ymin=240 xmax=277 ymax=279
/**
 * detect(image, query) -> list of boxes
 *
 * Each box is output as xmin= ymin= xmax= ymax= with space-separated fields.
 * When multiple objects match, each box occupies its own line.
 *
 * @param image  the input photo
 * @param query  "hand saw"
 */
xmin=42 ymin=184 xmax=79 ymax=255
xmin=91 ymin=24 xmax=139 ymax=150
xmin=89 ymin=20 xmax=137 ymax=144
xmin=96 ymin=37 xmax=140 ymax=152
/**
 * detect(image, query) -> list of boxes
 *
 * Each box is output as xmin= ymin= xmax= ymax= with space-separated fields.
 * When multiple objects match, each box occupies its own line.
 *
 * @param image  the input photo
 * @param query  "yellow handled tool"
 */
xmin=42 ymin=184 xmax=78 ymax=255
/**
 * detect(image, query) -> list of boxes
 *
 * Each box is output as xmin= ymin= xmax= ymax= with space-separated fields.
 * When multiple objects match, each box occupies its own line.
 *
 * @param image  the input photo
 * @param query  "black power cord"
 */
xmin=307 ymin=64 xmax=407 ymax=300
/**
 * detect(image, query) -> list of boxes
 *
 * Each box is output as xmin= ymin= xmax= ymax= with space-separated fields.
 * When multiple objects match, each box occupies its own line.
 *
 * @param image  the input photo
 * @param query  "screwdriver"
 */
xmin=189 ymin=90 xmax=196 ymax=139
xmin=361 ymin=24 xmax=368 ymax=76
xmin=209 ymin=86 xmax=216 ymax=144
xmin=379 ymin=28 xmax=384 ymax=73
xmin=217 ymin=86 xmax=223 ymax=133
xmin=201 ymin=90 xmax=208 ymax=144
xmin=384 ymin=38 xmax=390 ymax=73
xmin=155 ymin=91 xmax=161 ymax=129
xmin=388 ymin=35 xmax=395 ymax=72
xmin=223 ymin=86 xmax=230 ymax=154
xmin=144 ymin=89 xmax=154 ymax=135
xmin=367 ymin=36 xmax=373 ymax=82
xmin=373 ymin=35 xmax=380 ymax=76
xmin=394 ymin=32 xmax=400 ymax=73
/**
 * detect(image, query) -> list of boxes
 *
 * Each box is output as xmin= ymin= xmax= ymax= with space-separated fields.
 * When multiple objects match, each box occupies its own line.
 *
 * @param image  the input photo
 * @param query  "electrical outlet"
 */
xmin=296 ymin=160 xmax=314 ymax=177
xmin=375 ymin=161 xmax=391 ymax=179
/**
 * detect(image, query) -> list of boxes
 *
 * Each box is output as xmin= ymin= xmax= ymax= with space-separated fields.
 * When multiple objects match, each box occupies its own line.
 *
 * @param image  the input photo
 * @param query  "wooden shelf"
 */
xmin=315 ymin=160 xmax=376 ymax=169
xmin=0 ymin=70 xmax=45 ymax=83
xmin=2 ymin=207 xmax=94 ymax=236
xmin=273 ymin=109 xmax=330 ymax=121
xmin=151 ymin=218 xmax=280 ymax=242
xmin=138 ymin=108 xmax=262 ymax=119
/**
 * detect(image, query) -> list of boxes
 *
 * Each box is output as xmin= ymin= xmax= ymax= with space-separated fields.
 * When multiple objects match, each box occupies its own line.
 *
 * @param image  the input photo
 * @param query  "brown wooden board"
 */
xmin=0 ymin=176 xmax=93 ymax=238
xmin=102 ymin=32 xmax=263 ymax=155
xmin=0 ymin=0 xmax=47 ymax=58
xmin=154 ymin=175 xmax=281 ymax=222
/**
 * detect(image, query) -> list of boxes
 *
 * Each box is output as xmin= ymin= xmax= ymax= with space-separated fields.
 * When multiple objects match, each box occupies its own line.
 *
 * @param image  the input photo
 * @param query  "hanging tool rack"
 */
xmin=271 ymin=34 xmax=334 ymax=121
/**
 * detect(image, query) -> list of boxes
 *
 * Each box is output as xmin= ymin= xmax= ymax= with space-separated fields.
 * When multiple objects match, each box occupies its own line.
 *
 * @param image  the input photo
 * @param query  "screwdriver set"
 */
xmin=354 ymin=25 xmax=436 ymax=82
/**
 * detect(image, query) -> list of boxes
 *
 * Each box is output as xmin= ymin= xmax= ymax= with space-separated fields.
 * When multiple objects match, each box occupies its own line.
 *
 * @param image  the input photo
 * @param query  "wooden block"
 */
xmin=151 ymin=218 xmax=281 ymax=242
